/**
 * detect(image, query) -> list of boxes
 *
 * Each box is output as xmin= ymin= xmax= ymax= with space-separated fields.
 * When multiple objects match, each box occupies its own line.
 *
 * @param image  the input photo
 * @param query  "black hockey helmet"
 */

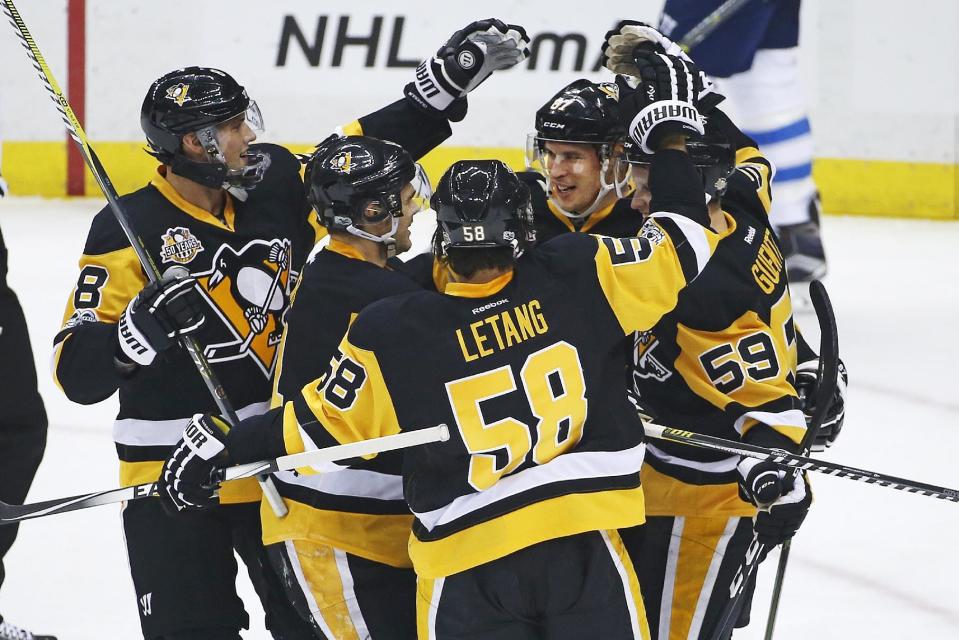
xmin=432 ymin=160 xmax=536 ymax=257
xmin=623 ymin=131 xmax=734 ymax=201
xmin=140 ymin=66 xmax=269 ymax=190
xmin=527 ymin=79 xmax=630 ymax=219
xmin=304 ymin=134 xmax=429 ymax=255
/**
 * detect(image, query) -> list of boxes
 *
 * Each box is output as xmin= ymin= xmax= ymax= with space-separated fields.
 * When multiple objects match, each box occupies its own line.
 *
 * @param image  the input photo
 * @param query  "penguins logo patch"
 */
xmin=632 ymin=331 xmax=673 ymax=383
xmin=194 ymin=238 xmax=297 ymax=378
xmin=597 ymin=82 xmax=620 ymax=101
xmin=160 ymin=227 xmax=204 ymax=265
xmin=165 ymin=83 xmax=192 ymax=106
xmin=330 ymin=151 xmax=352 ymax=174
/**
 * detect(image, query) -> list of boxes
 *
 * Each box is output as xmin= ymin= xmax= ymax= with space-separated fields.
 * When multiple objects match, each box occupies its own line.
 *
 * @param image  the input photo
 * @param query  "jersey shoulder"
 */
xmin=83 ymin=185 xmax=165 ymax=254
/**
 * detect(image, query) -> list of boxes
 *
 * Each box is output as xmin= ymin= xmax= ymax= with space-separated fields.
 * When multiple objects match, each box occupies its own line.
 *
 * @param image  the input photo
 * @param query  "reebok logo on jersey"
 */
xmin=160 ymin=227 xmax=204 ymax=265
xmin=744 ymin=226 xmax=757 ymax=245
xmin=472 ymin=298 xmax=509 ymax=315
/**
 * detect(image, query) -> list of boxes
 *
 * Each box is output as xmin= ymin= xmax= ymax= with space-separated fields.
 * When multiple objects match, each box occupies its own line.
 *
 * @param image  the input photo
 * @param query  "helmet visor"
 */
xmin=407 ymin=163 xmax=432 ymax=215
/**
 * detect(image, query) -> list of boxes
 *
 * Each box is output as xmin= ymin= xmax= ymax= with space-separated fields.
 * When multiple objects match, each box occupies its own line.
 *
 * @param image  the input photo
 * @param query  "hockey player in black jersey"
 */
xmin=603 ymin=38 xmax=845 ymax=639
xmin=258 ymin=135 xmax=430 ymax=638
xmin=522 ymin=78 xmax=642 ymax=242
xmin=156 ymin=54 xmax=723 ymax=639
xmin=53 ymin=20 xmax=530 ymax=640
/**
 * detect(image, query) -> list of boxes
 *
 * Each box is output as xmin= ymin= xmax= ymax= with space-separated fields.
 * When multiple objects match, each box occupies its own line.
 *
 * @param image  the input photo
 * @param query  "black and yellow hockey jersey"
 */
xmin=629 ymin=111 xmax=806 ymax=518
xmin=519 ymin=171 xmax=645 ymax=244
xmin=262 ymin=152 xmax=726 ymax=579
xmin=262 ymin=238 xmax=422 ymax=566
xmin=52 ymin=99 xmax=453 ymax=502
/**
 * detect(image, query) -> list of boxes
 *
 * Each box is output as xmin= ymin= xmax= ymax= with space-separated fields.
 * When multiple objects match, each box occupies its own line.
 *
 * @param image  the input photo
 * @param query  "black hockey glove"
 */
xmin=738 ymin=458 xmax=812 ymax=546
xmin=157 ymin=414 xmax=231 ymax=516
xmin=404 ymin=19 xmax=530 ymax=120
xmin=602 ymin=20 xmax=723 ymax=113
xmin=118 ymin=268 xmax=205 ymax=366
xmin=618 ymin=53 xmax=706 ymax=155
xmin=797 ymin=357 xmax=848 ymax=452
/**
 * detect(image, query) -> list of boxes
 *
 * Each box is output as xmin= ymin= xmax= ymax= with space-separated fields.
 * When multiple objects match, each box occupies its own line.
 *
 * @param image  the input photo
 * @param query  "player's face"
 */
xmin=215 ymin=114 xmax=257 ymax=171
xmin=395 ymin=184 xmax=418 ymax=253
xmin=629 ymin=165 xmax=651 ymax=217
xmin=543 ymin=141 xmax=602 ymax=213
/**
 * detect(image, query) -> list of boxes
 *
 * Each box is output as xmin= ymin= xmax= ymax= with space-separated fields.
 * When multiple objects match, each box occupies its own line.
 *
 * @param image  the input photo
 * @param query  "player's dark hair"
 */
xmin=443 ymin=246 xmax=515 ymax=279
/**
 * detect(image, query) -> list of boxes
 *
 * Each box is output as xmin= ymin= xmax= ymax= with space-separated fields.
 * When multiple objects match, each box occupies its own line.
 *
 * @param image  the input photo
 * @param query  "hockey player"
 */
xmin=156 ymin=52 xmax=723 ymax=639
xmin=523 ymin=79 xmax=641 ymax=242
xmin=0 ymin=223 xmax=54 ymax=640
xmin=52 ymin=19 xmax=529 ymax=640
xmin=605 ymin=40 xmax=842 ymax=639
xmin=259 ymin=135 xmax=431 ymax=638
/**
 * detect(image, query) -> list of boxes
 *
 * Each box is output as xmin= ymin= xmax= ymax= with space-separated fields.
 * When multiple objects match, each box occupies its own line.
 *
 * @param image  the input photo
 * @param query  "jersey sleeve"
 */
xmin=709 ymin=109 xmax=775 ymax=218
xmin=338 ymin=98 xmax=453 ymax=161
xmin=586 ymin=150 xmax=724 ymax=335
xmin=52 ymin=211 xmax=148 ymax=404
xmin=281 ymin=332 xmax=401 ymax=472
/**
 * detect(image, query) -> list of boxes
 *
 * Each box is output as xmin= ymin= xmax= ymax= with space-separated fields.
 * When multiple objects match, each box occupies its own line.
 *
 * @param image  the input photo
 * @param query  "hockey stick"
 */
xmin=677 ymin=0 xmax=760 ymax=52
xmin=0 ymin=425 xmax=449 ymax=525
xmin=706 ymin=280 xmax=840 ymax=639
xmin=0 ymin=0 xmax=288 ymax=516
xmin=762 ymin=280 xmax=840 ymax=638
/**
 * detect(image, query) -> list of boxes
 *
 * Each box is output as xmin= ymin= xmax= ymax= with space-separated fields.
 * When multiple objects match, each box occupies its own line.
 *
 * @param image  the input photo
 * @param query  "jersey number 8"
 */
xmin=446 ymin=341 xmax=588 ymax=491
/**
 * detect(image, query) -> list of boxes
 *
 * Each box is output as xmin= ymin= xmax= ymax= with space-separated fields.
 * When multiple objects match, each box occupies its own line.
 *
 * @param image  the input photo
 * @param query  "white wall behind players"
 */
xmin=1 ymin=0 xmax=957 ymax=164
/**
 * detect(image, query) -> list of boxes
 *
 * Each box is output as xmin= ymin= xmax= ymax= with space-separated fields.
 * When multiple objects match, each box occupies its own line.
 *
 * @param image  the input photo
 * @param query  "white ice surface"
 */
xmin=0 ymin=198 xmax=958 ymax=639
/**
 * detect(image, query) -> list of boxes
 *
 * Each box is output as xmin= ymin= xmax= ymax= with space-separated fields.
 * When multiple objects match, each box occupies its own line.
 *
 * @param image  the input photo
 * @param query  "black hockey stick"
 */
xmin=678 ymin=0 xmax=760 ymax=52
xmin=0 ymin=0 xmax=288 ymax=515
xmin=704 ymin=280 xmax=839 ymax=639
xmin=0 ymin=426 xmax=449 ymax=525
xmin=762 ymin=280 xmax=840 ymax=639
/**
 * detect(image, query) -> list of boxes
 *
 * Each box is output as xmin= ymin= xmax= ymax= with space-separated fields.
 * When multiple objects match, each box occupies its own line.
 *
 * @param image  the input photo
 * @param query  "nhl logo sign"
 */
xmin=160 ymin=227 xmax=204 ymax=265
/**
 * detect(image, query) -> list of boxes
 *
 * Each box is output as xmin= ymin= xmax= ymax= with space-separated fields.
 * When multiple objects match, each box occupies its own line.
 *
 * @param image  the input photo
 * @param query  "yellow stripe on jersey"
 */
xmin=288 ymin=335 xmax=402 ymax=461
xmin=283 ymin=539 xmax=363 ymax=640
xmin=641 ymin=464 xmax=756 ymax=518
xmin=50 ymin=333 xmax=72 ymax=393
xmin=150 ymin=167 xmax=238 ymax=231
xmin=59 ymin=245 xmax=146 ymax=328
xmin=592 ymin=221 xmax=723 ymax=335
xmin=308 ymin=211 xmax=327 ymax=245
xmin=260 ymin=497 xmax=414 ymax=568
xmin=544 ymin=192 xmax=632 ymax=234
xmin=734 ymin=145 xmax=774 ymax=217
xmin=409 ymin=485 xmax=646 ymax=579
xmin=119 ymin=460 xmax=261 ymax=504
xmin=416 ymin=575 xmax=441 ymax=640
xmin=603 ymin=529 xmax=652 ymax=640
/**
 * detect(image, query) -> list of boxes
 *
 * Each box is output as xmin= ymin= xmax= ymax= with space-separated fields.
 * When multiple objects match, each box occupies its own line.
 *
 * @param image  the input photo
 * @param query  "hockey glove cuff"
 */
xmin=157 ymin=414 xmax=231 ymax=515
xmin=119 ymin=270 xmax=205 ymax=366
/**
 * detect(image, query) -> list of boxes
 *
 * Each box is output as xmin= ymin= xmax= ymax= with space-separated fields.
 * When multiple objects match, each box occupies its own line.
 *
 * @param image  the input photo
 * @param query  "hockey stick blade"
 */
xmin=644 ymin=424 xmax=959 ymax=503
xmin=0 ymin=425 xmax=449 ymax=525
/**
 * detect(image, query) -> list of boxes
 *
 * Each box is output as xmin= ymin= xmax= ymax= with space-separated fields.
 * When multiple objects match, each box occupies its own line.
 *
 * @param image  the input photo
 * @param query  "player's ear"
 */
xmin=180 ymin=132 xmax=205 ymax=159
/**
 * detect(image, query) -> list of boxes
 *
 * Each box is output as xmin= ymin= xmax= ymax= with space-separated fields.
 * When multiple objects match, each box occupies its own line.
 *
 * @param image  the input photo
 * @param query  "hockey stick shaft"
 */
xmin=0 ymin=0 xmax=288 ymax=516
xmin=0 ymin=425 xmax=449 ymax=525
xmin=763 ymin=279 xmax=841 ymax=639
xmin=679 ymin=0 xmax=759 ymax=51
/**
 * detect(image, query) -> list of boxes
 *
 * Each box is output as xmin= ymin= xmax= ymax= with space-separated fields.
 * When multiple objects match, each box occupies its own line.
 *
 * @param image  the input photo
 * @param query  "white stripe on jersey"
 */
xmin=414 ymin=443 xmax=645 ymax=532
xmin=688 ymin=517 xmax=740 ymax=638
xmin=334 ymin=549 xmax=371 ymax=638
xmin=647 ymin=443 xmax=739 ymax=474
xmin=600 ymin=531 xmax=642 ymax=639
xmin=112 ymin=400 xmax=270 ymax=447
xmin=274 ymin=467 xmax=404 ymax=502
xmin=648 ymin=212 xmax=712 ymax=278
xmin=428 ymin=577 xmax=445 ymax=640
xmin=732 ymin=409 xmax=806 ymax=437
xmin=284 ymin=540 xmax=336 ymax=639
xmin=659 ymin=517 xmax=684 ymax=640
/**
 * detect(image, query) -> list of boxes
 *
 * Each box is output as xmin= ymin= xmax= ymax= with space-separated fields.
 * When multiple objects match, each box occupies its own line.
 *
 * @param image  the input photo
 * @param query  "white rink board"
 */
xmin=1 ymin=0 xmax=957 ymax=163
xmin=1 ymin=196 xmax=958 ymax=638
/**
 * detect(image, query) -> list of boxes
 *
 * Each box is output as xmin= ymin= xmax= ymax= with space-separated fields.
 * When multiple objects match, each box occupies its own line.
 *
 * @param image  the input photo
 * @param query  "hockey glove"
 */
xmin=118 ymin=268 xmax=205 ymax=366
xmin=404 ymin=19 xmax=530 ymax=118
xmin=157 ymin=414 xmax=231 ymax=515
xmin=601 ymin=20 xmax=722 ymax=112
xmin=619 ymin=53 xmax=706 ymax=155
xmin=797 ymin=357 xmax=848 ymax=452
xmin=738 ymin=458 xmax=812 ymax=546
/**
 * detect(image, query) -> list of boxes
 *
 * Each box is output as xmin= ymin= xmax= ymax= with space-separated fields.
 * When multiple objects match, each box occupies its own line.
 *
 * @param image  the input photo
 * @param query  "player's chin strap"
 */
xmin=346 ymin=218 xmax=400 ymax=258
xmin=549 ymin=152 xmax=631 ymax=220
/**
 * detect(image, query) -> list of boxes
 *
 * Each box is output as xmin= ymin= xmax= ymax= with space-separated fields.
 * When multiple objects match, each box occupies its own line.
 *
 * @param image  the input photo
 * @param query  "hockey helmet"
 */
xmin=305 ymin=135 xmax=429 ymax=256
xmin=526 ymin=79 xmax=630 ymax=219
xmin=432 ymin=160 xmax=536 ymax=257
xmin=623 ymin=129 xmax=735 ymax=201
xmin=141 ymin=66 xmax=269 ymax=190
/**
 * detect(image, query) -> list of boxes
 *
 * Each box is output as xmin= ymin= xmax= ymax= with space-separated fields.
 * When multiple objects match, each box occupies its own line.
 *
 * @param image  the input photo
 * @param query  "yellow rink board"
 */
xmin=3 ymin=141 xmax=957 ymax=220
